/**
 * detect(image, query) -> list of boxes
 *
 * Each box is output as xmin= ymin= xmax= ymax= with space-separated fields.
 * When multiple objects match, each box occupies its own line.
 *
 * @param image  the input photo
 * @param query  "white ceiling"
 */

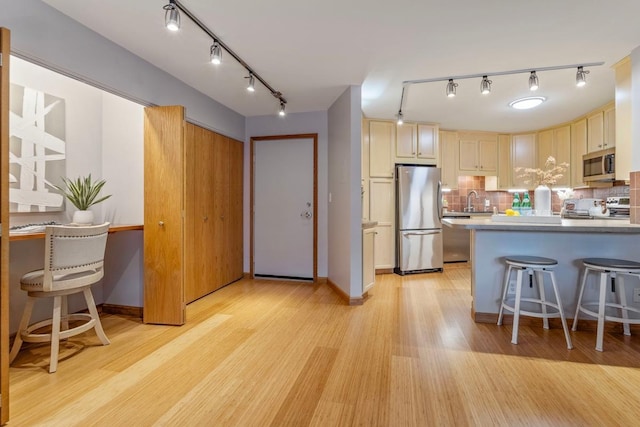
xmin=44 ymin=0 xmax=640 ymax=133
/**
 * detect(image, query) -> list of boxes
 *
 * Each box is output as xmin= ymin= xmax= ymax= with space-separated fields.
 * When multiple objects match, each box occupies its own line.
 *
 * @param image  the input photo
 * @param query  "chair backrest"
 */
xmin=42 ymin=222 xmax=110 ymax=292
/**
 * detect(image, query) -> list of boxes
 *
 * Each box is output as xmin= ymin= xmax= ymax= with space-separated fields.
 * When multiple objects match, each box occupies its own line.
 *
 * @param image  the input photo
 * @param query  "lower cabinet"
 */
xmin=362 ymin=227 xmax=376 ymax=293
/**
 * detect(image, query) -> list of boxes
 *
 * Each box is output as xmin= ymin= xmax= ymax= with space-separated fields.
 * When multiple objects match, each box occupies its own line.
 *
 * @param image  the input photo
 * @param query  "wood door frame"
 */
xmin=250 ymin=134 xmax=318 ymax=282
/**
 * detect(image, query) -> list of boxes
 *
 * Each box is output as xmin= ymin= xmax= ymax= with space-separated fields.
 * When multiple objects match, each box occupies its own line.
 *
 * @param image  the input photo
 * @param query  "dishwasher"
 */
xmin=443 ymin=215 xmax=470 ymax=262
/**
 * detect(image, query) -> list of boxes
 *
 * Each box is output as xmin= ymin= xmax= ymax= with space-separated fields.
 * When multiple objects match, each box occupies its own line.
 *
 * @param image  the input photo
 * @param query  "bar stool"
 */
xmin=498 ymin=256 xmax=573 ymax=349
xmin=572 ymin=258 xmax=640 ymax=352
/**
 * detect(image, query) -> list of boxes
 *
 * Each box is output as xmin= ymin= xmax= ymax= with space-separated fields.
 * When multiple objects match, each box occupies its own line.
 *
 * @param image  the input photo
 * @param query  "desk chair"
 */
xmin=10 ymin=223 xmax=111 ymax=373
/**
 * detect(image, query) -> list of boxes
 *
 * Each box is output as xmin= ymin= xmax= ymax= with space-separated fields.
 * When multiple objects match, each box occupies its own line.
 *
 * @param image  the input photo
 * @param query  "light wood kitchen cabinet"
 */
xmin=537 ymin=125 xmax=570 ymax=187
xmin=144 ymin=106 xmax=243 ymax=325
xmin=587 ymin=105 xmax=615 ymax=152
xmin=369 ymin=178 xmax=394 ymax=270
xmin=511 ymin=133 xmax=537 ymax=188
xmin=439 ymin=130 xmax=458 ymax=189
xmin=361 ymin=121 xmax=370 ymax=220
xmin=459 ymin=139 xmax=497 ymax=174
xmin=362 ymin=227 xmax=376 ymax=293
xmin=496 ymin=134 xmax=512 ymax=189
xmin=369 ymin=120 xmax=394 ymax=178
xmin=395 ymin=123 xmax=438 ymax=164
xmin=571 ymin=118 xmax=588 ymax=187
xmin=614 ymin=56 xmax=631 ymax=181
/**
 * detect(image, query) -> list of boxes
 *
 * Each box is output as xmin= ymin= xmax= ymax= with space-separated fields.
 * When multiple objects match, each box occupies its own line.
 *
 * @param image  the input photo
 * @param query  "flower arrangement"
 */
xmin=515 ymin=156 xmax=569 ymax=186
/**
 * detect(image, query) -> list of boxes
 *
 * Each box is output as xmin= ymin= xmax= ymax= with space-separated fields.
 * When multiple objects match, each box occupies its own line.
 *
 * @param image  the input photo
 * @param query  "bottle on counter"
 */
xmin=511 ymin=192 xmax=521 ymax=212
xmin=521 ymin=192 xmax=532 ymax=215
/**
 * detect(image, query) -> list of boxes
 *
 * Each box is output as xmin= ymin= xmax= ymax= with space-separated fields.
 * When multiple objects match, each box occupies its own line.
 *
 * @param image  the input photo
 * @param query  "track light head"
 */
xmin=576 ymin=66 xmax=589 ymax=87
xmin=246 ymin=74 xmax=256 ymax=92
xmin=446 ymin=79 xmax=458 ymax=97
xmin=397 ymin=111 xmax=404 ymax=125
xmin=210 ymin=42 xmax=222 ymax=65
xmin=163 ymin=1 xmax=180 ymax=32
xmin=279 ymin=101 xmax=286 ymax=116
xmin=480 ymin=76 xmax=492 ymax=95
xmin=529 ymin=71 xmax=539 ymax=91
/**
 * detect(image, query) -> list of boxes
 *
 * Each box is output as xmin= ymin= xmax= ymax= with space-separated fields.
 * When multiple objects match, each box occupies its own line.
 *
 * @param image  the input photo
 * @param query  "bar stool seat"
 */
xmin=498 ymin=255 xmax=573 ymax=349
xmin=572 ymin=258 xmax=640 ymax=351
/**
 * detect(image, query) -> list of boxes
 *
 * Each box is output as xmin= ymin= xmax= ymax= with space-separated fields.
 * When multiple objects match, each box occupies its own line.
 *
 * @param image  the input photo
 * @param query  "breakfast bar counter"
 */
xmin=443 ymin=217 xmax=640 ymax=322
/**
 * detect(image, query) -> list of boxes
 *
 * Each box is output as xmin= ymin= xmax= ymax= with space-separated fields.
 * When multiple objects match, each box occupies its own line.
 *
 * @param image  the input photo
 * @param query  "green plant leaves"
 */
xmin=53 ymin=174 xmax=112 ymax=211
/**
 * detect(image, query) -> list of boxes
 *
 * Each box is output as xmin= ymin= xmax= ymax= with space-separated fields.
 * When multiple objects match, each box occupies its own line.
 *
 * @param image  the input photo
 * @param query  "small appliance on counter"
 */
xmin=562 ymin=198 xmax=609 ymax=219
xmin=606 ymin=196 xmax=630 ymax=218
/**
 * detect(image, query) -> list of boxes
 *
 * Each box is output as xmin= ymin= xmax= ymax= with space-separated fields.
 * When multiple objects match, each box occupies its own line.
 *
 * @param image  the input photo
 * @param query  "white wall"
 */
xmin=327 ymin=86 xmax=362 ymax=298
xmin=245 ymin=111 xmax=329 ymax=276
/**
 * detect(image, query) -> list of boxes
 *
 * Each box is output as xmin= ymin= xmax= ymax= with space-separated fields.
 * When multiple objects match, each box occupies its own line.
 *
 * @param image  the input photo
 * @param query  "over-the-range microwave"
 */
xmin=583 ymin=147 xmax=615 ymax=182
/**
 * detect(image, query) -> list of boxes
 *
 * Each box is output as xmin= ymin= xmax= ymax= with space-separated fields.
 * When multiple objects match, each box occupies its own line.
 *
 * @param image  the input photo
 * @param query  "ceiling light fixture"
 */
xmin=246 ymin=74 xmax=255 ymax=92
xmin=162 ymin=0 xmax=287 ymax=116
xmin=163 ymin=0 xmax=180 ymax=32
xmin=480 ymin=76 xmax=492 ymax=95
xmin=576 ymin=66 xmax=589 ymax=87
xmin=397 ymin=111 xmax=404 ymax=125
xmin=210 ymin=41 xmax=222 ymax=65
xmin=509 ymin=96 xmax=546 ymax=110
xmin=446 ymin=79 xmax=458 ymax=97
xmin=528 ymin=71 xmax=539 ymax=91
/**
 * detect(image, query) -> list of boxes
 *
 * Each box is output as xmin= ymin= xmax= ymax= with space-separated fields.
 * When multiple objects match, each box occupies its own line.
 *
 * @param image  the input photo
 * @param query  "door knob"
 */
xmin=159 ymin=221 xmax=164 ymax=227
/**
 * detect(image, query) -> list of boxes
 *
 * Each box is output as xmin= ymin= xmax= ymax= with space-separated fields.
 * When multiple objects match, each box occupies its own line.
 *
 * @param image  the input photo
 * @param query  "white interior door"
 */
xmin=254 ymin=138 xmax=314 ymax=279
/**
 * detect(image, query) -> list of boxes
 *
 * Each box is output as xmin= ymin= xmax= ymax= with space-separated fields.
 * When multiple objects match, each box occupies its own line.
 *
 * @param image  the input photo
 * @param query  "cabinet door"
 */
xmin=604 ymin=106 xmax=616 ymax=148
xmin=417 ymin=124 xmax=438 ymax=160
xmin=228 ymin=137 xmax=244 ymax=283
xmin=439 ymin=131 xmax=458 ymax=189
xmin=369 ymin=121 xmax=394 ymax=178
xmin=214 ymin=133 xmax=230 ymax=288
xmin=497 ymin=135 xmax=511 ymax=189
xmin=511 ymin=133 xmax=536 ymax=188
xmin=362 ymin=228 xmax=376 ymax=293
xmin=537 ymin=129 xmax=553 ymax=169
xmin=553 ymin=125 xmax=571 ymax=187
xmin=144 ymin=106 xmax=185 ymax=325
xmin=587 ymin=111 xmax=604 ymax=152
xmin=571 ymin=119 xmax=587 ymax=188
xmin=478 ymin=140 xmax=497 ymax=172
xmin=396 ymin=123 xmax=417 ymax=159
xmin=369 ymin=179 xmax=394 ymax=269
xmin=458 ymin=140 xmax=478 ymax=172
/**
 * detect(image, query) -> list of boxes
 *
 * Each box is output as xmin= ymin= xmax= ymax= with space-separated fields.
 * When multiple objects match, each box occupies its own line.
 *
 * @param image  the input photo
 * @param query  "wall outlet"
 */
xmin=508 ymin=280 xmax=516 ymax=295
xmin=634 ymin=288 xmax=640 ymax=303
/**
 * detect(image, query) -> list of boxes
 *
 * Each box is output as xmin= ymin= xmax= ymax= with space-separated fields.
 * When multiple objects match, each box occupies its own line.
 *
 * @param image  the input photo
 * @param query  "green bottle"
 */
xmin=512 ymin=192 xmax=521 ymax=212
xmin=521 ymin=192 xmax=531 ymax=214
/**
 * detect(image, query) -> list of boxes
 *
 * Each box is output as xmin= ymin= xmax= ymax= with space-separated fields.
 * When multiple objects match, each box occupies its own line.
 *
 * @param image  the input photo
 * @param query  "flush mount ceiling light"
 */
xmin=163 ymin=0 xmax=180 ymax=31
xmin=397 ymin=111 xmax=404 ymax=125
xmin=528 ymin=71 xmax=539 ymax=91
xmin=210 ymin=41 xmax=222 ymax=65
xmin=446 ymin=79 xmax=458 ymax=97
xmin=480 ymin=76 xmax=492 ymax=95
xmin=509 ymin=96 xmax=546 ymax=110
xmin=576 ymin=66 xmax=589 ymax=87
xmin=162 ymin=0 xmax=287 ymax=116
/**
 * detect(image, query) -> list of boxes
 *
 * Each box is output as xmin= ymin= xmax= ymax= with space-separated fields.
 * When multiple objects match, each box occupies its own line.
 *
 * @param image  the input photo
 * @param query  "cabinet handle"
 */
xmin=159 ymin=221 xmax=164 ymax=227
xmin=203 ymin=216 xmax=208 ymax=221
xmin=598 ymin=144 xmax=602 ymax=148
xmin=418 ymin=152 xmax=422 ymax=155
xmin=220 ymin=215 xmax=225 ymax=220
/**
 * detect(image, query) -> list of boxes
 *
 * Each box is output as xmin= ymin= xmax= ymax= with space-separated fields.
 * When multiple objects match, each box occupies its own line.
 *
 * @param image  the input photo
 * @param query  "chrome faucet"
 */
xmin=466 ymin=190 xmax=478 ymax=212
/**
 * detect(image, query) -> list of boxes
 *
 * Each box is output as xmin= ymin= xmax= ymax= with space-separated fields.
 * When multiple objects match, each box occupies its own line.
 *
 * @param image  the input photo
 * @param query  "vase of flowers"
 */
xmin=515 ymin=156 xmax=568 ymax=216
xmin=54 ymin=174 xmax=111 ymax=225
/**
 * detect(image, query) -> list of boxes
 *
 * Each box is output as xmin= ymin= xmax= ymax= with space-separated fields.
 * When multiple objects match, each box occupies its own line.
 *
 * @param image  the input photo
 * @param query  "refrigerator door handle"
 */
xmin=403 ymin=230 xmax=442 ymax=237
xmin=437 ymin=180 xmax=443 ymax=221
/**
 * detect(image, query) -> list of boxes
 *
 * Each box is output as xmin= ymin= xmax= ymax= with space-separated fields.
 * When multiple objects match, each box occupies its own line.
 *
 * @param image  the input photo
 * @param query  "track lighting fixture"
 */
xmin=210 ymin=41 xmax=222 ymax=65
xmin=162 ymin=0 xmax=287 ymax=116
xmin=446 ymin=79 xmax=458 ymax=97
xmin=576 ymin=66 xmax=589 ymax=87
xmin=246 ymin=74 xmax=255 ymax=92
xmin=528 ymin=71 xmax=539 ymax=91
xmin=397 ymin=111 xmax=404 ymax=125
xmin=163 ymin=0 xmax=180 ymax=32
xmin=480 ymin=76 xmax=492 ymax=95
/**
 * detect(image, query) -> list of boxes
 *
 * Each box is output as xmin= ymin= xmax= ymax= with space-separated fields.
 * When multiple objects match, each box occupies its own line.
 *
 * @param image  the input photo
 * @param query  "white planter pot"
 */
xmin=72 ymin=210 xmax=94 ymax=225
xmin=534 ymin=185 xmax=552 ymax=216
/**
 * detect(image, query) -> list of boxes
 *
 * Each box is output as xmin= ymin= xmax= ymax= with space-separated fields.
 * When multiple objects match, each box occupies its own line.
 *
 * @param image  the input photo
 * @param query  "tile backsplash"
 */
xmin=443 ymin=175 xmax=630 ymax=214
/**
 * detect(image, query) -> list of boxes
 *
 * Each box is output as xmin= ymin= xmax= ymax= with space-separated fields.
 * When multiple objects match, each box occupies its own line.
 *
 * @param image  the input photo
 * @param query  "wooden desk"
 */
xmin=9 ymin=224 xmax=143 ymax=241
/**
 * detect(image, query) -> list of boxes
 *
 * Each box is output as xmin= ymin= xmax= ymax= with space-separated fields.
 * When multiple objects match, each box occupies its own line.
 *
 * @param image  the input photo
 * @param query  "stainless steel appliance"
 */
xmin=583 ymin=148 xmax=615 ymax=182
xmin=394 ymin=165 xmax=443 ymax=274
xmin=443 ymin=214 xmax=470 ymax=262
xmin=606 ymin=196 xmax=630 ymax=217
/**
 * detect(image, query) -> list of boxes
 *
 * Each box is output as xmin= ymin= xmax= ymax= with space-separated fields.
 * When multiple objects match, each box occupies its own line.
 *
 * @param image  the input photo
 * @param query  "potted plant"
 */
xmin=54 ymin=174 xmax=111 ymax=225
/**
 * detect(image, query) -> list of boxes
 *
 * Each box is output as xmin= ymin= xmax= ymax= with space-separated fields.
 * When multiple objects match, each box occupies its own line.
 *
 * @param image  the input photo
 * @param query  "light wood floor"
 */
xmin=9 ymin=264 xmax=640 ymax=426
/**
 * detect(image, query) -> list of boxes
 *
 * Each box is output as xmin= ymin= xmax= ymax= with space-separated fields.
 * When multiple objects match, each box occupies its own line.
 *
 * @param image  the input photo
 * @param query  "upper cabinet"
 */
xmin=395 ymin=123 xmax=439 ymax=164
xmin=511 ymin=133 xmax=536 ymax=188
xmin=587 ymin=103 xmax=615 ymax=153
xmin=439 ymin=130 xmax=458 ymax=190
xmin=369 ymin=120 xmax=394 ymax=178
xmin=537 ymin=125 xmax=571 ymax=187
xmin=571 ymin=118 xmax=588 ymax=188
xmin=459 ymin=139 xmax=497 ymax=175
xmin=614 ymin=57 xmax=631 ymax=182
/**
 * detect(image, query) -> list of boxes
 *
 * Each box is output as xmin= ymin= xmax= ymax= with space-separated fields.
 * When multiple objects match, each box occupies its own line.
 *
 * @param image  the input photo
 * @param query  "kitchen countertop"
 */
xmin=362 ymin=220 xmax=378 ymax=230
xmin=442 ymin=211 xmax=493 ymax=217
xmin=442 ymin=217 xmax=640 ymax=233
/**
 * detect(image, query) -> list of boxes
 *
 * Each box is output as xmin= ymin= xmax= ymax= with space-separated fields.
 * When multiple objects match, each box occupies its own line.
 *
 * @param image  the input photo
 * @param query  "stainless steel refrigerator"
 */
xmin=394 ymin=165 xmax=443 ymax=275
